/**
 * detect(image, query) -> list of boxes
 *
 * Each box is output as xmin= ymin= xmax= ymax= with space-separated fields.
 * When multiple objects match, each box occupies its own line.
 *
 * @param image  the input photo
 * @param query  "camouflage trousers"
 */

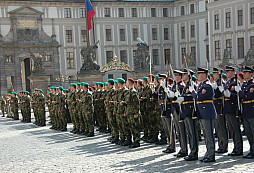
xmin=59 ymin=109 xmax=67 ymax=128
xmin=128 ymin=115 xmax=140 ymax=143
xmin=1 ymin=107 xmax=4 ymax=116
xmin=23 ymin=107 xmax=31 ymax=122
xmin=116 ymin=113 xmax=130 ymax=141
xmin=39 ymin=107 xmax=46 ymax=125
xmin=13 ymin=108 xmax=19 ymax=119
xmin=141 ymin=111 xmax=151 ymax=137
xmin=107 ymin=110 xmax=118 ymax=138
xmin=84 ymin=112 xmax=94 ymax=133
xmin=155 ymin=109 xmax=167 ymax=140
xmin=98 ymin=108 xmax=107 ymax=131
xmin=78 ymin=110 xmax=85 ymax=132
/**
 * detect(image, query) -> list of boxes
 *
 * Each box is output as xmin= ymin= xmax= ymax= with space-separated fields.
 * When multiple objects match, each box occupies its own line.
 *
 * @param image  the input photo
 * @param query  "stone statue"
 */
xmin=219 ymin=49 xmax=233 ymax=68
xmin=241 ymin=47 xmax=254 ymax=66
xmin=134 ymin=42 xmax=151 ymax=70
xmin=80 ymin=41 xmax=100 ymax=72
xmin=29 ymin=52 xmax=44 ymax=73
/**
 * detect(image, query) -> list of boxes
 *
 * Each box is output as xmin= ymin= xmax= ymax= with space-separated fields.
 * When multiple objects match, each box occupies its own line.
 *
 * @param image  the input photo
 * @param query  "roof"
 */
xmin=6 ymin=0 xmax=177 ymax=2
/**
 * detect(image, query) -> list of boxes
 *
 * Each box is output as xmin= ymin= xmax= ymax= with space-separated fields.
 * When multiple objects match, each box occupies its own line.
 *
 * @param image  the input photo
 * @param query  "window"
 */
xmin=190 ymin=4 xmax=195 ymax=14
xmin=133 ymin=50 xmax=137 ymax=59
xmin=152 ymin=49 xmax=159 ymax=65
xmin=132 ymin=8 xmax=137 ymax=17
xmin=181 ymin=47 xmax=186 ymax=63
xmin=206 ymin=22 xmax=209 ymax=36
xmin=151 ymin=8 xmax=156 ymax=17
xmin=191 ymin=46 xmax=196 ymax=63
xmin=251 ymin=7 xmax=254 ymax=24
xmin=66 ymin=30 xmax=72 ymax=43
xmin=251 ymin=36 xmax=254 ymax=48
xmin=152 ymin=28 xmax=157 ymax=40
xmin=6 ymin=55 xmax=13 ymax=63
xmin=181 ymin=6 xmax=185 ymax=16
xmin=64 ymin=8 xmax=71 ymax=18
xmin=226 ymin=39 xmax=232 ymax=59
xmin=122 ymin=74 xmax=127 ymax=81
xmin=164 ymin=49 xmax=170 ymax=64
xmin=206 ymin=45 xmax=209 ymax=62
xmin=106 ymin=51 xmax=113 ymax=63
xmin=191 ymin=25 xmax=195 ymax=37
xmin=106 ymin=29 xmax=111 ymax=41
xmin=215 ymin=40 xmax=220 ymax=60
xmin=226 ymin=12 xmax=231 ymax=28
xmin=133 ymin=28 xmax=138 ymax=41
xmin=214 ymin=14 xmax=219 ymax=29
xmin=119 ymin=8 xmax=124 ymax=17
xmin=105 ymin=8 xmax=110 ymax=17
xmin=80 ymin=8 xmax=86 ymax=18
xmin=108 ymin=74 xmax=113 ymax=79
xmin=181 ymin=26 xmax=185 ymax=39
xmin=238 ymin=38 xmax=244 ymax=59
xmin=238 ymin=10 xmax=243 ymax=26
xmin=66 ymin=52 xmax=74 ymax=69
xmin=163 ymin=8 xmax=168 ymax=17
xmin=164 ymin=28 xmax=169 ymax=40
xmin=45 ymin=55 xmax=52 ymax=62
xmin=120 ymin=29 xmax=125 ymax=41
xmin=120 ymin=50 xmax=127 ymax=64
xmin=81 ymin=30 xmax=87 ymax=42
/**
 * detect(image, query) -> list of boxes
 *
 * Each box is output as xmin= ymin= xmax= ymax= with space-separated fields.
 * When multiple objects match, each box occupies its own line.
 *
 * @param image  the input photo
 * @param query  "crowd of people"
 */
xmin=0 ymin=65 xmax=254 ymax=163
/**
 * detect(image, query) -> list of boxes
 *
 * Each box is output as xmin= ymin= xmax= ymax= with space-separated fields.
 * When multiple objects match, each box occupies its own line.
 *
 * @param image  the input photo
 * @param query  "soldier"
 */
xmin=103 ymin=82 xmax=110 ymax=133
xmin=112 ymin=80 xmax=119 ymax=143
xmin=37 ymin=89 xmax=46 ymax=126
xmin=121 ymin=78 xmax=140 ymax=148
xmin=1 ymin=96 xmax=5 ymax=117
xmin=32 ymin=89 xmax=39 ymax=125
xmin=180 ymin=69 xmax=199 ymax=161
xmin=81 ymin=83 xmax=94 ymax=137
xmin=75 ymin=83 xmax=83 ymax=134
xmin=168 ymin=70 xmax=188 ymax=157
xmin=97 ymin=82 xmax=107 ymax=132
xmin=68 ymin=83 xmax=78 ymax=133
xmin=19 ymin=91 xmax=24 ymax=121
xmin=105 ymin=79 xmax=117 ymax=143
xmin=63 ymin=89 xmax=71 ymax=123
xmin=58 ymin=86 xmax=67 ymax=131
xmin=212 ymin=67 xmax=228 ymax=154
xmin=189 ymin=67 xmax=217 ymax=163
xmin=223 ymin=65 xmax=243 ymax=156
xmin=237 ymin=66 xmax=254 ymax=159
xmin=23 ymin=91 xmax=31 ymax=123
xmin=11 ymin=92 xmax=19 ymax=120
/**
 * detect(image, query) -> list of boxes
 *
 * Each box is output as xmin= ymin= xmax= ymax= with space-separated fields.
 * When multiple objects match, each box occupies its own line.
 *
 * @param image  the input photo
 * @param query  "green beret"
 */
xmin=104 ymin=82 xmax=108 ymax=86
xmin=13 ymin=92 xmax=17 ymax=95
xmin=32 ymin=92 xmax=35 ymax=94
xmin=59 ymin=86 xmax=64 ymax=90
xmin=155 ymin=75 xmax=159 ymax=80
xmin=25 ymin=91 xmax=29 ymax=94
xmin=192 ymin=75 xmax=197 ymax=81
xmin=80 ymin=82 xmax=85 ymax=86
xmin=77 ymin=83 xmax=81 ymax=86
xmin=21 ymin=90 xmax=24 ymax=93
xmin=142 ymin=76 xmax=148 ymax=81
xmin=222 ymin=73 xmax=227 ymax=78
xmin=98 ymin=82 xmax=103 ymax=86
xmin=117 ymin=78 xmax=125 ymax=83
xmin=70 ymin=83 xmax=76 ymax=86
xmin=50 ymin=86 xmax=55 ymax=89
xmin=49 ymin=92 xmax=52 ymax=95
xmin=95 ymin=82 xmax=99 ymax=85
xmin=108 ymin=79 xmax=114 ymax=83
xmin=114 ymin=80 xmax=118 ymax=84
xmin=34 ymin=88 xmax=38 ymax=90
xmin=39 ymin=89 xmax=44 ymax=93
xmin=83 ymin=83 xmax=89 ymax=86
xmin=64 ymin=89 xmax=69 ymax=92
xmin=209 ymin=72 xmax=213 ymax=77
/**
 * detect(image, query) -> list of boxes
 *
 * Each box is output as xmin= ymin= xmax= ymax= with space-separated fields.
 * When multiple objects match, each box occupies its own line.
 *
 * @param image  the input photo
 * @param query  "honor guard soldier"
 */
xmin=11 ymin=92 xmax=19 ymax=120
xmin=189 ymin=67 xmax=217 ymax=163
xmin=223 ymin=65 xmax=243 ymax=156
xmin=158 ymin=74 xmax=176 ymax=154
xmin=0 ymin=96 xmax=5 ymax=117
xmin=180 ymin=69 xmax=199 ymax=161
xmin=238 ymin=66 xmax=254 ymax=159
xmin=212 ymin=67 xmax=228 ymax=154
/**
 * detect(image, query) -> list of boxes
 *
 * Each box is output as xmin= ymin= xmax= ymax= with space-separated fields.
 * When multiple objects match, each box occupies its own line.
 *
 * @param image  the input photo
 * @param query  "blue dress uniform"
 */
xmin=171 ymin=70 xmax=188 ymax=157
xmin=191 ymin=67 xmax=217 ymax=163
xmin=181 ymin=71 xmax=199 ymax=161
xmin=223 ymin=65 xmax=243 ymax=156
xmin=158 ymin=74 xmax=175 ymax=153
xmin=239 ymin=66 xmax=254 ymax=159
xmin=212 ymin=67 xmax=228 ymax=153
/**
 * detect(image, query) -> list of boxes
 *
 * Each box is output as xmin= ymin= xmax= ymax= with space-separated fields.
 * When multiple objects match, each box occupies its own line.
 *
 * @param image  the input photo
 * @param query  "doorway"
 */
xmin=21 ymin=58 xmax=31 ymax=92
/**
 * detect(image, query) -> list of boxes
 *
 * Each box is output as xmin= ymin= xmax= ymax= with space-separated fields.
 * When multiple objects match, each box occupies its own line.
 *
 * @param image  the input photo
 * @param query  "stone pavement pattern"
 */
xmin=0 ymin=112 xmax=253 ymax=173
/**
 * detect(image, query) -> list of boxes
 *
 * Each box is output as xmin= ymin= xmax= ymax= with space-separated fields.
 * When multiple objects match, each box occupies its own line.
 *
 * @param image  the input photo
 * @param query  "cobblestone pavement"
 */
xmin=0 ymin=112 xmax=253 ymax=173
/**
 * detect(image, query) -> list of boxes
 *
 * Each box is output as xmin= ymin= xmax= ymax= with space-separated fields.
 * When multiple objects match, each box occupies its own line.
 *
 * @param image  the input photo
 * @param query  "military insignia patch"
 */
xmin=186 ymin=88 xmax=189 ymax=93
xmin=250 ymin=88 xmax=254 ymax=93
xmin=202 ymin=89 xmax=206 ymax=94
xmin=231 ymin=86 xmax=235 ymax=91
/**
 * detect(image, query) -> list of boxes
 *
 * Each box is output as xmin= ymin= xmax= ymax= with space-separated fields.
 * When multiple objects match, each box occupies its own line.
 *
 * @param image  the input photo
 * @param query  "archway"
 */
xmin=21 ymin=58 xmax=31 ymax=92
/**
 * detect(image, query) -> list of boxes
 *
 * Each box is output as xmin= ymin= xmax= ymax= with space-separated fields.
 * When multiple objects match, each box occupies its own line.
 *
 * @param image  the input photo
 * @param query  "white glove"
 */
xmin=189 ymin=85 xmax=194 ymax=92
xmin=174 ymin=91 xmax=180 ymax=97
xmin=218 ymin=86 xmax=224 ymax=93
xmin=212 ymin=82 xmax=218 ymax=90
xmin=176 ymin=97 xmax=184 ymax=105
xmin=235 ymin=85 xmax=241 ymax=93
xmin=160 ymin=80 xmax=165 ymax=88
xmin=167 ymin=90 xmax=175 ymax=98
xmin=224 ymin=89 xmax=231 ymax=98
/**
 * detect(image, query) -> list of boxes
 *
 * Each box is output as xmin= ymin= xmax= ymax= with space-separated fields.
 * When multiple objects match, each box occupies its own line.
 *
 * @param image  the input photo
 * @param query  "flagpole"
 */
xmin=85 ymin=0 xmax=90 ymax=47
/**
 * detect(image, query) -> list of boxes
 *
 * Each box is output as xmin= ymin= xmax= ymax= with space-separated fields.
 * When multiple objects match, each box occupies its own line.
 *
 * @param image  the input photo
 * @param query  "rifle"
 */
xmin=235 ymin=70 xmax=241 ymax=115
xmin=219 ymin=69 xmax=224 ymax=108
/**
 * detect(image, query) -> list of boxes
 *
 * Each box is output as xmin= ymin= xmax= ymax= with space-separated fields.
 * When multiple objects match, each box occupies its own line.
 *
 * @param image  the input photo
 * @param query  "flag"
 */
xmin=87 ymin=0 xmax=96 ymax=30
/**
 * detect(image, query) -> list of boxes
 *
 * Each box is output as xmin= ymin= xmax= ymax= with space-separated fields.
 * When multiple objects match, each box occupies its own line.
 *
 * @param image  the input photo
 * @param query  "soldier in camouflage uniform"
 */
xmin=49 ymin=87 xmax=58 ymax=129
xmin=97 ymin=82 xmax=107 ymax=132
xmin=74 ymin=83 xmax=83 ymax=134
xmin=111 ymin=81 xmax=119 ymax=143
xmin=19 ymin=91 xmax=25 ymax=121
xmin=23 ymin=91 xmax=31 ymax=123
xmin=105 ymin=79 xmax=116 ymax=142
xmin=63 ymin=89 xmax=71 ymax=123
xmin=32 ymin=89 xmax=39 ymax=125
xmin=81 ymin=83 xmax=94 ymax=137
xmin=103 ymin=82 xmax=110 ymax=133
xmin=122 ymin=78 xmax=140 ymax=148
xmin=93 ymin=83 xmax=99 ymax=129
xmin=0 ymin=96 xmax=5 ymax=117
xmin=11 ymin=92 xmax=19 ymax=120
xmin=68 ymin=83 xmax=78 ymax=133
xmin=57 ymin=86 xmax=67 ymax=131
xmin=37 ymin=89 xmax=46 ymax=126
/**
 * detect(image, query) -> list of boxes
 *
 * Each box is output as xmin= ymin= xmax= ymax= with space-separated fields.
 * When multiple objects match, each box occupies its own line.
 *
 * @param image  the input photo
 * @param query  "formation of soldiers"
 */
xmin=0 ymin=65 xmax=254 ymax=162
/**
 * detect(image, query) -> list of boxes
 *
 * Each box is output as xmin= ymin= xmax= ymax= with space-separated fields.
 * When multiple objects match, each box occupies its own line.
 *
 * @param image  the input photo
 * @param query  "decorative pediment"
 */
xmin=100 ymin=55 xmax=133 ymax=73
xmin=8 ymin=6 xmax=43 ymax=17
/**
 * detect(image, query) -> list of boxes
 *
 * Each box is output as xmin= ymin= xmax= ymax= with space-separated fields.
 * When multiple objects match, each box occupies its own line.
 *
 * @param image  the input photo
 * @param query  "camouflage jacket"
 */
xmin=125 ymin=87 xmax=139 ymax=116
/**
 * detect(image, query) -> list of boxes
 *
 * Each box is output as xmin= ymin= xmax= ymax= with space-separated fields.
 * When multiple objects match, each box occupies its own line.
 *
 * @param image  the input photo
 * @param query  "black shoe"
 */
xmin=247 ymin=154 xmax=254 ymax=159
xmin=61 ymin=128 xmax=67 ymax=132
xmin=162 ymin=148 xmax=175 ymax=154
xmin=141 ymin=136 xmax=148 ymax=141
xmin=203 ymin=157 xmax=215 ymax=163
xmin=105 ymin=129 xmax=110 ymax=133
xmin=117 ymin=140 xmax=125 ymax=145
xmin=41 ymin=124 xmax=46 ymax=126
xmin=148 ymin=137 xmax=159 ymax=144
xmin=107 ymin=137 xmax=113 ymax=142
xmin=184 ymin=155 xmax=198 ymax=161
xmin=216 ymin=149 xmax=228 ymax=154
xmin=175 ymin=152 xmax=188 ymax=158
xmin=155 ymin=139 xmax=167 ymax=145
xmin=243 ymin=153 xmax=251 ymax=158
xmin=87 ymin=132 xmax=94 ymax=137
xmin=73 ymin=129 xmax=79 ymax=134
xmin=70 ymin=128 xmax=76 ymax=133
xmin=129 ymin=142 xmax=140 ymax=148
xmin=228 ymin=151 xmax=243 ymax=156
xmin=122 ymin=140 xmax=132 ymax=146
xmin=111 ymin=138 xmax=119 ymax=144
